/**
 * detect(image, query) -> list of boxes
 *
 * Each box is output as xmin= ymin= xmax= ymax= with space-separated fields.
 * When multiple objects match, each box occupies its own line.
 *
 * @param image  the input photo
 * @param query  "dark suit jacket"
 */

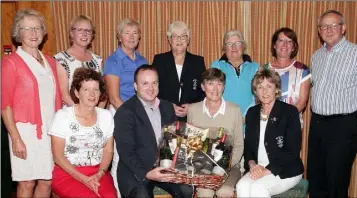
xmin=244 ymin=100 xmax=304 ymax=179
xmin=113 ymin=95 xmax=176 ymax=197
xmin=152 ymin=51 xmax=206 ymax=121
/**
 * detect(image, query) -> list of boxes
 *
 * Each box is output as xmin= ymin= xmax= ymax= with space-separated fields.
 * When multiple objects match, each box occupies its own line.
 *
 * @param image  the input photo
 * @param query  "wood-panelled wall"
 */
xmin=1 ymin=1 xmax=356 ymax=197
xmin=1 ymin=1 xmax=55 ymax=57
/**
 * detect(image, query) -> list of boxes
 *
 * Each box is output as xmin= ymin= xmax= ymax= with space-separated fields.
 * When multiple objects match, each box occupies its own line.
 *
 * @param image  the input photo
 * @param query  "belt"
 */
xmin=312 ymin=110 xmax=357 ymax=119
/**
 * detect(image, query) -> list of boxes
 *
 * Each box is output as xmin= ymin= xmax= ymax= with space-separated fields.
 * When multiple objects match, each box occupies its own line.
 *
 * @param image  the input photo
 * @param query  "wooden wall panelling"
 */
xmin=1 ymin=1 xmax=56 ymax=57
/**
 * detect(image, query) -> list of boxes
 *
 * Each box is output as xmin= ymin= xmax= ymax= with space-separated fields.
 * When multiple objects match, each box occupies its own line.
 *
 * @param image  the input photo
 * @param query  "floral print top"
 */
xmin=49 ymin=106 xmax=114 ymax=166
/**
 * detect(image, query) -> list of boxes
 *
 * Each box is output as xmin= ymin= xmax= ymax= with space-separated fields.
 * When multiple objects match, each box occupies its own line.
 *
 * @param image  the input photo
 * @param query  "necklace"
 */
xmin=32 ymin=54 xmax=43 ymax=64
xmin=260 ymin=107 xmax=269 ymax=121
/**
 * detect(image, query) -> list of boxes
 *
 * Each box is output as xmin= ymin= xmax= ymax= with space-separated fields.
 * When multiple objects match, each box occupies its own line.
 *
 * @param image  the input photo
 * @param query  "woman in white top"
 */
xmin=55 ymin=15 xmax=106 ymax=108
xmin=236 ymin=68 xmax=303 ymax=197
xmin=263 ymin=27 xmax=311 ymax=116
xmin=50 ymin=67 xmax=117 ymax=197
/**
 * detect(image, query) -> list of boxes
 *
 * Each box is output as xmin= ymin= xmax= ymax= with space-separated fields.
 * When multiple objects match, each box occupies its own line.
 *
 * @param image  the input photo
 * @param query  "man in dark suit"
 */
xmin=113 ymin=64 xmax=193 ymax=198
xmin=152 ymin=21 xmax=206 ymax=122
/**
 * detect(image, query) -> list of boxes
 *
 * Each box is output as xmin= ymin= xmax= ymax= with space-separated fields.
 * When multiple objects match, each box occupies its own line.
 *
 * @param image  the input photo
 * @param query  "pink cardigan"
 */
xmin=1 ymin=53 xmax=62 ymax=139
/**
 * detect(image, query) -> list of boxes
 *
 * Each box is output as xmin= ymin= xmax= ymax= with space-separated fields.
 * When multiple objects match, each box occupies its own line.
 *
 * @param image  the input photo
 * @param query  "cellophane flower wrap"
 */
xmin=158 ymin=121 xmax=233 ymax=189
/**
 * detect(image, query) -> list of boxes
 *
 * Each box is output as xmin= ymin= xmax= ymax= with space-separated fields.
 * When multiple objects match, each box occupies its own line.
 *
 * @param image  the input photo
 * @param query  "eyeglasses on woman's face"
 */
xmin=72 ymin=27 xmax=93 ymax=35
xmin=20 ymin=26 xmax=43 ymax=33
xmin=171 ymin=34 xmax=188 ymax=41
xmin=225 ymin=41 xmax=243 ymax=48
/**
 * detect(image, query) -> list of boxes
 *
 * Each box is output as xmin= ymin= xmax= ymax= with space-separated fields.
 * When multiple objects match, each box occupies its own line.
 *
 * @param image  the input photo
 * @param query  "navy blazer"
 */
xmin=113 ymin=95 xmax=176 ymax=197
xmin=244 ymin=100 xmax=304 ymax=179
xmin=152 ymin=51 xmax=206 ymax=114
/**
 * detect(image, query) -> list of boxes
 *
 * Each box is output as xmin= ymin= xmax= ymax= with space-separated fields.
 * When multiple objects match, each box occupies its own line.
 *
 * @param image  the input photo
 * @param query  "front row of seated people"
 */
xmin=48 ymin=65 xmax=301 ymax=198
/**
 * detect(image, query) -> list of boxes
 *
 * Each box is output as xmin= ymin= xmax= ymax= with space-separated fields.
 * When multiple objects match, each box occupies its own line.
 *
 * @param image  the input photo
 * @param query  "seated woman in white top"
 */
xmin=236 ymin=68 xmax=303 ymax=198
xmin=49 ymin=68 xmax=117 ymax=198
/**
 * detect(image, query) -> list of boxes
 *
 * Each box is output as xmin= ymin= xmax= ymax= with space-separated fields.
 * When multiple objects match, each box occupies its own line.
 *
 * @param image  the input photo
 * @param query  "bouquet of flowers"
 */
xmin=158 ymin=121 xmax=233 ymax=190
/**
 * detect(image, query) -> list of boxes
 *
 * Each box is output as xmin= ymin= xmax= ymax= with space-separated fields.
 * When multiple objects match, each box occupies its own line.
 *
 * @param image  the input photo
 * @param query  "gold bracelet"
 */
xmin=98 ymin=168 xmax=106 ymax=173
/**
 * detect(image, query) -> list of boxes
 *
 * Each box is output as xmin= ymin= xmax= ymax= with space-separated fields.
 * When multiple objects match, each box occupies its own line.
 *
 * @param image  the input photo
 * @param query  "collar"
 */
xmin=202 ymin=98 xmax=226 ymax=119
xmin=323 ymin=36 xmax=346 ymax=52
xmin=115 ymin=47 xmax=141 ymax=60
xmin=219 ymin=53 xmax=252 ymax=64
xmin=138 ymin=96 xmax=160 ymax=110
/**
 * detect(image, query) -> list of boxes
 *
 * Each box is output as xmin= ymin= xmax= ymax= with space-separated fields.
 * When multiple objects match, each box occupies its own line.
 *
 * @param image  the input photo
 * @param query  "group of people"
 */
xmin=1 ymin=7 xmax=356 ymax=198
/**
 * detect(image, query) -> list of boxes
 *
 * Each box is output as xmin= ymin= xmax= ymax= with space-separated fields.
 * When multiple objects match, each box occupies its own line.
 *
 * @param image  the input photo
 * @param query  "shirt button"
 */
xmin=180 ymin=82 xmax=183 ymax=86
xmin=264 ymin=142 xmax=268 ymax=146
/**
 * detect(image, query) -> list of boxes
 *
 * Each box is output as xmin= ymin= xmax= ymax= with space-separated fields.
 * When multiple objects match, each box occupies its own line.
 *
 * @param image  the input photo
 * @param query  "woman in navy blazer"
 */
xmin=152 ymin=21 xmax=206 ymax=122
xmin=236 ymin=68 xmax=304 ymax=197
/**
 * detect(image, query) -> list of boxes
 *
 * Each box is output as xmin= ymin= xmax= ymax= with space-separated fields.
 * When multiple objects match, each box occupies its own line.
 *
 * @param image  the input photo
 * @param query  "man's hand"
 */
xmin=173 ymin=104 xmax=188 ymax=117
xmin=145 ymin=167 xmax=175 ymax=182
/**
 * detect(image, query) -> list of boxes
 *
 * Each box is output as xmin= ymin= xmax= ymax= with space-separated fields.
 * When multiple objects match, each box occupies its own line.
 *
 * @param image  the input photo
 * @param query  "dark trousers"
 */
xmin=126 ymin=180 xmax=193 ymax=198
xmin=307 ymin=111 xmax=357 ymax=198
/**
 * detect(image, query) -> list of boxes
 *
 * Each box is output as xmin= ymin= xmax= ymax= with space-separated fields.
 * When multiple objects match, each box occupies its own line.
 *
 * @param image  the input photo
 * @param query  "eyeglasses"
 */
xmin=171 ymin=34 xmax=188 ymax=41
xmin=318 ymin=23 xmax=343 ymax=31
xmin=72 ymin=28 xmax=93 ymax=35
xmin=225 ymin=41 xmax=243 ymax=48
xmin=19 ymin=26 xmax=43 ymax=33
xmin=276 ymin=39 xmax=294 ymax=46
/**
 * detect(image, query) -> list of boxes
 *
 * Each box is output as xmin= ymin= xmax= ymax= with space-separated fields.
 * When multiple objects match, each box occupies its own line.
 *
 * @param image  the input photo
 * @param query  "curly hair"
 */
xmin=70 ymin=67 xmax=107 ymax=104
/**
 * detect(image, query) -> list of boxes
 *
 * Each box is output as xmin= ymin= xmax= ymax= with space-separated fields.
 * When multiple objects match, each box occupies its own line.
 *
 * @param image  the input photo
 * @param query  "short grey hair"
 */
xmin=222 ymin=29 xmax=247 ymax=52
xmin=317 ymin=10 xmax=345 ymax=26
xmin=11 ymin=9 xmax=47 ymax=43
xmin=166 ymin=21 xmax=190 ymax=39
xmin=116 ymin=18 xmax=141 ymax=35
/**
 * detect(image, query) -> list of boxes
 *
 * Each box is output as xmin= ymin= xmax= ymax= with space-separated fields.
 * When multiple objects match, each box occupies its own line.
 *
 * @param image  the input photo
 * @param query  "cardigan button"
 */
xmin=180 ymin=82 xmax=183 ymax=86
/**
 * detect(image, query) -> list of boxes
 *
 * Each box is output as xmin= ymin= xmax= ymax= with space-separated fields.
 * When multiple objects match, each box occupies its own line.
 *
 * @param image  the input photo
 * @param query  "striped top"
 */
xmin=311 ymin=37 xmax=357 ymax=115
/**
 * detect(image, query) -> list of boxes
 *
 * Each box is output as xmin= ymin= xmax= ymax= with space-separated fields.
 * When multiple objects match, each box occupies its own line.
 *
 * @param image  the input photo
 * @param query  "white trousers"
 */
xmin=236 ymin=172 xmax=302 ymax=198
xmin=109 ymin=105 xmax=121 ymax=198
xmin=110 ymin=143 xmax=121 ymax=198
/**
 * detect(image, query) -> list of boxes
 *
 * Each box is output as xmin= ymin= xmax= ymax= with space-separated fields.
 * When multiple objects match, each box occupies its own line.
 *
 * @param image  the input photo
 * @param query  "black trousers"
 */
xmin=126 ymin=180 xmax=193 ymax=198
xmin=307 ymin=111 xmax=357 ymax=198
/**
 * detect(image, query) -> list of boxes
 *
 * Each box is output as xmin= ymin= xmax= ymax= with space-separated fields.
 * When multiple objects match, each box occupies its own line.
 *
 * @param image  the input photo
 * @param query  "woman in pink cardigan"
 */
xmin=1 ymin=9 xmax=62 ymax=198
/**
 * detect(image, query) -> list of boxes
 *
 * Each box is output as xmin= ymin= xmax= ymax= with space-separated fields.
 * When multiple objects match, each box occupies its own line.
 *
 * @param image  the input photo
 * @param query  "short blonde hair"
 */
xmin=11 ymin=9 xmax=47 ymax=43
xmin=116 ymin=18 xmax=141 ymax=35
xmin=69 ymin=15 xmax=95 ymax=46
xmin=222 ymin=30 xmax=247 ymax=52
xmin=251 ymin=68 xmax=282 ymax=100
xmin=166 ymin=21 xmax=190 ymax=39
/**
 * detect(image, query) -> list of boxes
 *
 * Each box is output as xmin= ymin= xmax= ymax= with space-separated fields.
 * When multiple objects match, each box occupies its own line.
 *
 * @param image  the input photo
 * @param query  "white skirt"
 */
xmin=9 ymin=122 xmax=54 ymax=181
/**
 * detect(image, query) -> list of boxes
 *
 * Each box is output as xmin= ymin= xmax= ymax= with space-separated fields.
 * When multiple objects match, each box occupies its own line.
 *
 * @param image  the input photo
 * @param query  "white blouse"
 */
xmin=258 ymin=115 xmax=270 ymax=167
xmin=49 ymin=106 xmax=114 ymax=166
